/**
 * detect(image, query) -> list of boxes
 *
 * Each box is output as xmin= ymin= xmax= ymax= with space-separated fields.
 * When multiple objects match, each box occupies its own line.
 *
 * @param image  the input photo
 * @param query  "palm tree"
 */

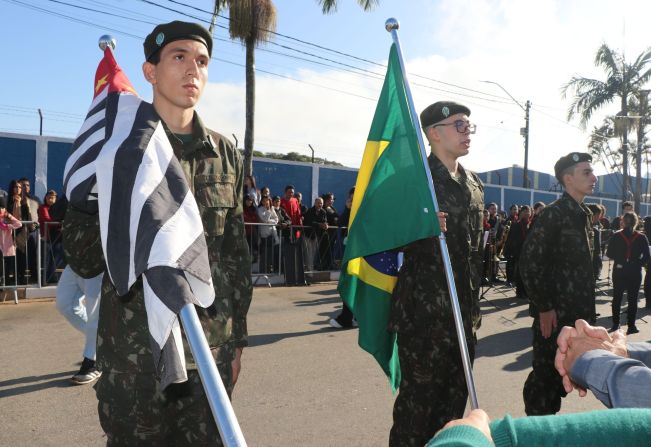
xmin=629 ymin=90 xmax=651 ymax=208
xmin=317 ymin=0 xmax=379 ymax=13
xmin=562 ymin=44 xmax=651 ymax=207
xmin=211 ymin=1 xmax=379 ymax=176
xmin=225 ymin=0 xmax=277 ymax=178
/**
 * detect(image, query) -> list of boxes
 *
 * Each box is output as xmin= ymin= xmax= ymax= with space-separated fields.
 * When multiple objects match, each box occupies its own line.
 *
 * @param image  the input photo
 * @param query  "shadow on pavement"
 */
xmin=306 ymin=288 xmax=339 ymax=296
xmin=294 ymin=297 xmax=341 ymax=306
xmin=0 ymin=370 xmax=77 ymax=398
xmin=502 ymin=350 xmax=533 ymax=372
xmin=477 ymin=326 xmax=531 ymax=359
xmin=249 ymin=328 xmax=332 ymax=347
xmin=479 ymin=296 xmax=528 ymax=316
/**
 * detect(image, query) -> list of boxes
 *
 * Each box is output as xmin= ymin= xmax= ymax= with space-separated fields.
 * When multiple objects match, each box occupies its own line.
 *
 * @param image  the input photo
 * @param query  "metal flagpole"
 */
xmin=98 ymin=35 xmax=246 ymax=447
xmin=384 ymin=18 xmax=480 ymax=409
xmin=180 ymin=304 xmax=247 ymax=446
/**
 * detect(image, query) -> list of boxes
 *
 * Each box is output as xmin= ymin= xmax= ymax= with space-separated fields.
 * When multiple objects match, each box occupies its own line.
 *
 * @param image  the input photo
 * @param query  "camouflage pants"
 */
xmin=95 ymin=345 xmax=234 ymax=446
xmin=523 ymin=323 xmax=567 ymax=415
xmin=389 ymin=333 xmax=476 ymax=447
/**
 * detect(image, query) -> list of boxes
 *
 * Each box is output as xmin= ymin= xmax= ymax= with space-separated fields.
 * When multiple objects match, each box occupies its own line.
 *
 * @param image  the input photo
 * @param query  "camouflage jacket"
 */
xmin=97 ymin=113 xmax=252 ymax=374
xmin=520 ymin=192 xmax=595 ymax=324
xmin=388 ymin=154 xmax=484 ymax=339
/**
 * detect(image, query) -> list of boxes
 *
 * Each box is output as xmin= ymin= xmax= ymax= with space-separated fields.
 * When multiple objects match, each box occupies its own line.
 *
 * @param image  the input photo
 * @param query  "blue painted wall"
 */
xmin=0 ymin=137 xmax=35 ymax=193
xmin=7 ymin=133 xmax=651 ymax=219
xmin=252 ymin=159 xmax=313 ymax=202
xmin=318 ymin=166 xmax=357 ymax=212
xmin=47 ymin=141 xmax=69 ymax=196
xmin=532 ymin=191 xmax=559 ymax=205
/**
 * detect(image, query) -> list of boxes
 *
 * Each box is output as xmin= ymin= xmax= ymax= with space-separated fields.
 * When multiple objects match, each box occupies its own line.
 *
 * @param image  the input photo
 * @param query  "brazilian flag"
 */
xmin=337 ymin=44 xmax=441 ymax=391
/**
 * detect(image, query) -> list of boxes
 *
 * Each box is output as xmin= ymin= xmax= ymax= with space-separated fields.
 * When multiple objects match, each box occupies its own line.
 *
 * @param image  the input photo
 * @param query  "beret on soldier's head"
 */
xmin=554 ymin=152 xmax=592 ymax=182
xmin=420 ymin=101 xmax=471 ymax=129
xmin=144 ymin=21 xmax=213 ymax=62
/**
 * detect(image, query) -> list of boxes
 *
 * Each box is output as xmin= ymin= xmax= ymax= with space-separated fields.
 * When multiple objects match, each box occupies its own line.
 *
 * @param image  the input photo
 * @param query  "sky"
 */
xmin=3 ymin=0 xmax=651 ymax=177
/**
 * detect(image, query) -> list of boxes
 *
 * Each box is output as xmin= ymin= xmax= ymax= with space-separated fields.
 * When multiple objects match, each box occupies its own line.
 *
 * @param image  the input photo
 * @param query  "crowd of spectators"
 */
xmin=482 ymin=199 xmax=651 ymax=335
xmin=0 ymin=179 xmax=64 ymax=287
xmin=241 ymin=178 xmax=353 ymax=276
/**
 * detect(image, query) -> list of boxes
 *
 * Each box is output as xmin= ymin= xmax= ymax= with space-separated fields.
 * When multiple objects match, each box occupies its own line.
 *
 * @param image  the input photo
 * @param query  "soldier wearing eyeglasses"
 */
xmin=388 ymin=101 xmax=484 ymax=446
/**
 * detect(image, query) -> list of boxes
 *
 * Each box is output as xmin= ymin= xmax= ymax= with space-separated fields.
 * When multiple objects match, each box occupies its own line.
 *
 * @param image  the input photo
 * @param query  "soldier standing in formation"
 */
xmin=520 ymin=152 xmax=597 ymax=415
xmin=93 ymin=21 xmax=252 ymax=445
xmin=388 ymin=101 xmax=484 ymax=446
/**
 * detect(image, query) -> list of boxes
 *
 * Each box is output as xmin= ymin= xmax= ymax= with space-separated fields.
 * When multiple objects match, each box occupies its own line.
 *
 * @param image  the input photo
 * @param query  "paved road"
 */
xmin=1 ymin=278 xmax=647 ymax=446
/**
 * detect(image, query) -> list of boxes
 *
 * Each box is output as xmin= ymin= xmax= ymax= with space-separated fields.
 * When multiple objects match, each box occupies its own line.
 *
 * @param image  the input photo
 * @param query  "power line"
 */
xmin=146 ymin=0 xmax=521 ymax=103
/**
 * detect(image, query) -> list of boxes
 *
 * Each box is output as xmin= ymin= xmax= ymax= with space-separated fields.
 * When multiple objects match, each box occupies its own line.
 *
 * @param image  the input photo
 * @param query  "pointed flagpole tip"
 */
xmin=385 ymin=18 xmax=399 ymax=32
xmin=98 ymin=35 xmax=116 ymax=51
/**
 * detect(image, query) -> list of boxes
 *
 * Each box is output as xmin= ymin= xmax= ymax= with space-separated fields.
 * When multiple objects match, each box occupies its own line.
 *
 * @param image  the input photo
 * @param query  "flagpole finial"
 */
xmin=385 ymin=18 xmax=399 ymax=32
xmin=98 ymin=35 xmax=116 ymax=51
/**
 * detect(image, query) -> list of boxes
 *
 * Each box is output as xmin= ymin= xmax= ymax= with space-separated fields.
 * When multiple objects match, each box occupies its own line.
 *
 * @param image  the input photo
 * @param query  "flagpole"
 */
xmin=384 ymin=18 xmax=479 ymax=410
xmin=97 ymin=35 xmax=246 ymax=447
xmin=180 ymin=304 xmax=247 ymax=446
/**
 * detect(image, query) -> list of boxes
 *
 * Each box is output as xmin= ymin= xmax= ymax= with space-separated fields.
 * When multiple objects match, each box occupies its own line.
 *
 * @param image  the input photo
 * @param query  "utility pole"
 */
xmin=481 ymin=81 xmax=530 ymax=188
xmin=522 ymin=100 xmax=530 ymax=188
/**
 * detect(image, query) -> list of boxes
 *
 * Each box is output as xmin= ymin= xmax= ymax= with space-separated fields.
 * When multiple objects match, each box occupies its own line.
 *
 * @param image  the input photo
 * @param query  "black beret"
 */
xmin=144 ymin=21 xmax=213 ymax=62
xmin=554 ymin=152 xmax=592 ymax=181
xmin=420 ymin=101 xmax=471 ymax=128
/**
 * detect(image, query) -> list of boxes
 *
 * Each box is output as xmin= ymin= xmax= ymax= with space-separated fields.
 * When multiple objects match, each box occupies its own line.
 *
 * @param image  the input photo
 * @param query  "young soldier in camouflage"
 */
xmin=388 ymin=101 xmax=484 ymax=446
xmin=520 ymin=152 xmax=597 ymax=415
xmin=93 ymin=21 xmax=252 ymax=445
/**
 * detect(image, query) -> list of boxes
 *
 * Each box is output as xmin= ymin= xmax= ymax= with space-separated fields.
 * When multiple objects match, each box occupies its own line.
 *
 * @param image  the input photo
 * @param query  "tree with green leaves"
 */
xmin=562 ymin=44 xmax=651 ymax=209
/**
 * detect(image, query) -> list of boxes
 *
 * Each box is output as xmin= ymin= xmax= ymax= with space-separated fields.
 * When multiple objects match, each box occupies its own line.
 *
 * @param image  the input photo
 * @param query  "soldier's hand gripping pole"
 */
xmin=180 ymin=304 xmax=247 ymax=446
xmin=385 ymin=18 xmax=479 ymax=409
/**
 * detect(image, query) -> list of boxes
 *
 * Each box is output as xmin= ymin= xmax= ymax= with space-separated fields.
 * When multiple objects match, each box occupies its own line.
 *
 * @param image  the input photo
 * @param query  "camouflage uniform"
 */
xmin=388 ymin=154 xmax=484 ymax=447
xmin=95 ymin=113 xmax=252 ymax=446
xmin=520 ymin=192 xmax=595 ymax=415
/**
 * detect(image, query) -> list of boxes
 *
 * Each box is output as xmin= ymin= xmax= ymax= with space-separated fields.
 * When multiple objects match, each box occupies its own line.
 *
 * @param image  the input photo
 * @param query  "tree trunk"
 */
xmin=622 ymin=95 xmax=629 ymax=202
xmin=243 ymin=35 xmax=255 ymax=179
xmin=635 ymin=130 xmax=642 ymax=213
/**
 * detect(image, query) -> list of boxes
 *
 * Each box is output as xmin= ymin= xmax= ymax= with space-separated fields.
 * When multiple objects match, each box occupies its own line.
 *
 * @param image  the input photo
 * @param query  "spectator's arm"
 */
xmin=570 ymin=349 xmax=651 ymax=408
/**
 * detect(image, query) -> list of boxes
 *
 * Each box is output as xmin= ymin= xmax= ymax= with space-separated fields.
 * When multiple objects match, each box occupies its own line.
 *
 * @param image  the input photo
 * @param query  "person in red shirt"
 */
xmin=280 ymin=184 xmax=302 ymax=237
xmin=38 ymin=190 xmax=63 ymax=284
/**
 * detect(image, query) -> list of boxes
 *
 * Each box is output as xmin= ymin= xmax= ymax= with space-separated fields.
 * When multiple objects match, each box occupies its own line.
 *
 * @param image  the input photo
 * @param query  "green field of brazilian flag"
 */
xmin=337 ymin=44 xmax=441 ymax=391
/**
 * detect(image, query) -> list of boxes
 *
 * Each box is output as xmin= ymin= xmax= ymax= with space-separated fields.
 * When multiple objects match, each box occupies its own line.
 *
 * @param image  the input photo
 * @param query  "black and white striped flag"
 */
xmin=63 ymin=47 xmax=215 ymax=388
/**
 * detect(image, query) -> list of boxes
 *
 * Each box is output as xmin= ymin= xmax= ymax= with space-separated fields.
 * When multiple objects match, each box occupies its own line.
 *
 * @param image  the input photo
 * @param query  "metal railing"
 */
xmin=3 ymin=219 xmax=346 ymax=303
xmin=243 ymin=221 xmax=346 ymax=285
xmin=1 ymin=220 xmax=41 ymax=304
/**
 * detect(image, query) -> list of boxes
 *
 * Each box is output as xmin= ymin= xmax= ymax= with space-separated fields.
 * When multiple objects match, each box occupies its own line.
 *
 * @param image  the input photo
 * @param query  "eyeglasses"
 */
xmin=428 ymin=120 xmax=476 ymax=134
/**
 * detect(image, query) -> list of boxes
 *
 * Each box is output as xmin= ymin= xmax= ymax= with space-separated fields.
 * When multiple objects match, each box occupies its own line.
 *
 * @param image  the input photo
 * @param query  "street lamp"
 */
xmin=481 ymin=80 xmax=531 ymax=189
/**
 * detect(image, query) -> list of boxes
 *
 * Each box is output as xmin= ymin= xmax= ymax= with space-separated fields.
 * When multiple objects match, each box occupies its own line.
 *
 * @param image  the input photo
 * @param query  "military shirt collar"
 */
xmin=163 ymin=112 xmax=219 ymax=158
xmin=561 ymin=191 xmax=592 ymax=216
xmin=428 ymin=153 xmax=468 ymax=182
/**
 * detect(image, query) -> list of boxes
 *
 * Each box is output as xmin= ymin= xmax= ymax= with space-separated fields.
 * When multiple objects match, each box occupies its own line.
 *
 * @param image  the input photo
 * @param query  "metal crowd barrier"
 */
xmin=1 ymin=220 xmax=41 ymax=304
xmin=4 ymin=218 xmax=347 ymax=304
xmin=243 ymin=221 xmax=347 ymax=286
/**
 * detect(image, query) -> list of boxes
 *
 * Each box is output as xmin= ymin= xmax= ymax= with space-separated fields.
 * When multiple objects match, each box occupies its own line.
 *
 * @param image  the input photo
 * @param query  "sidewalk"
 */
xmin=0 ymin=279 xmax=645 ymax=446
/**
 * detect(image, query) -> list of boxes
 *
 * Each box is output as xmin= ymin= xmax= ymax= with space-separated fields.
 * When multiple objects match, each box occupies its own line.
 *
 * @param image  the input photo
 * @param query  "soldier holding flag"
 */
xmin=84 ymin=21 xmax=252 ymax=445
xmin=388 ymin=101 xmax=484 ymax=446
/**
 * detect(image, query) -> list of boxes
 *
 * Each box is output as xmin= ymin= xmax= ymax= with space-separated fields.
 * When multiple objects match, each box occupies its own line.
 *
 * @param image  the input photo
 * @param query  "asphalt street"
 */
xmin=0 ymin=274 xmax=646 ymax=446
